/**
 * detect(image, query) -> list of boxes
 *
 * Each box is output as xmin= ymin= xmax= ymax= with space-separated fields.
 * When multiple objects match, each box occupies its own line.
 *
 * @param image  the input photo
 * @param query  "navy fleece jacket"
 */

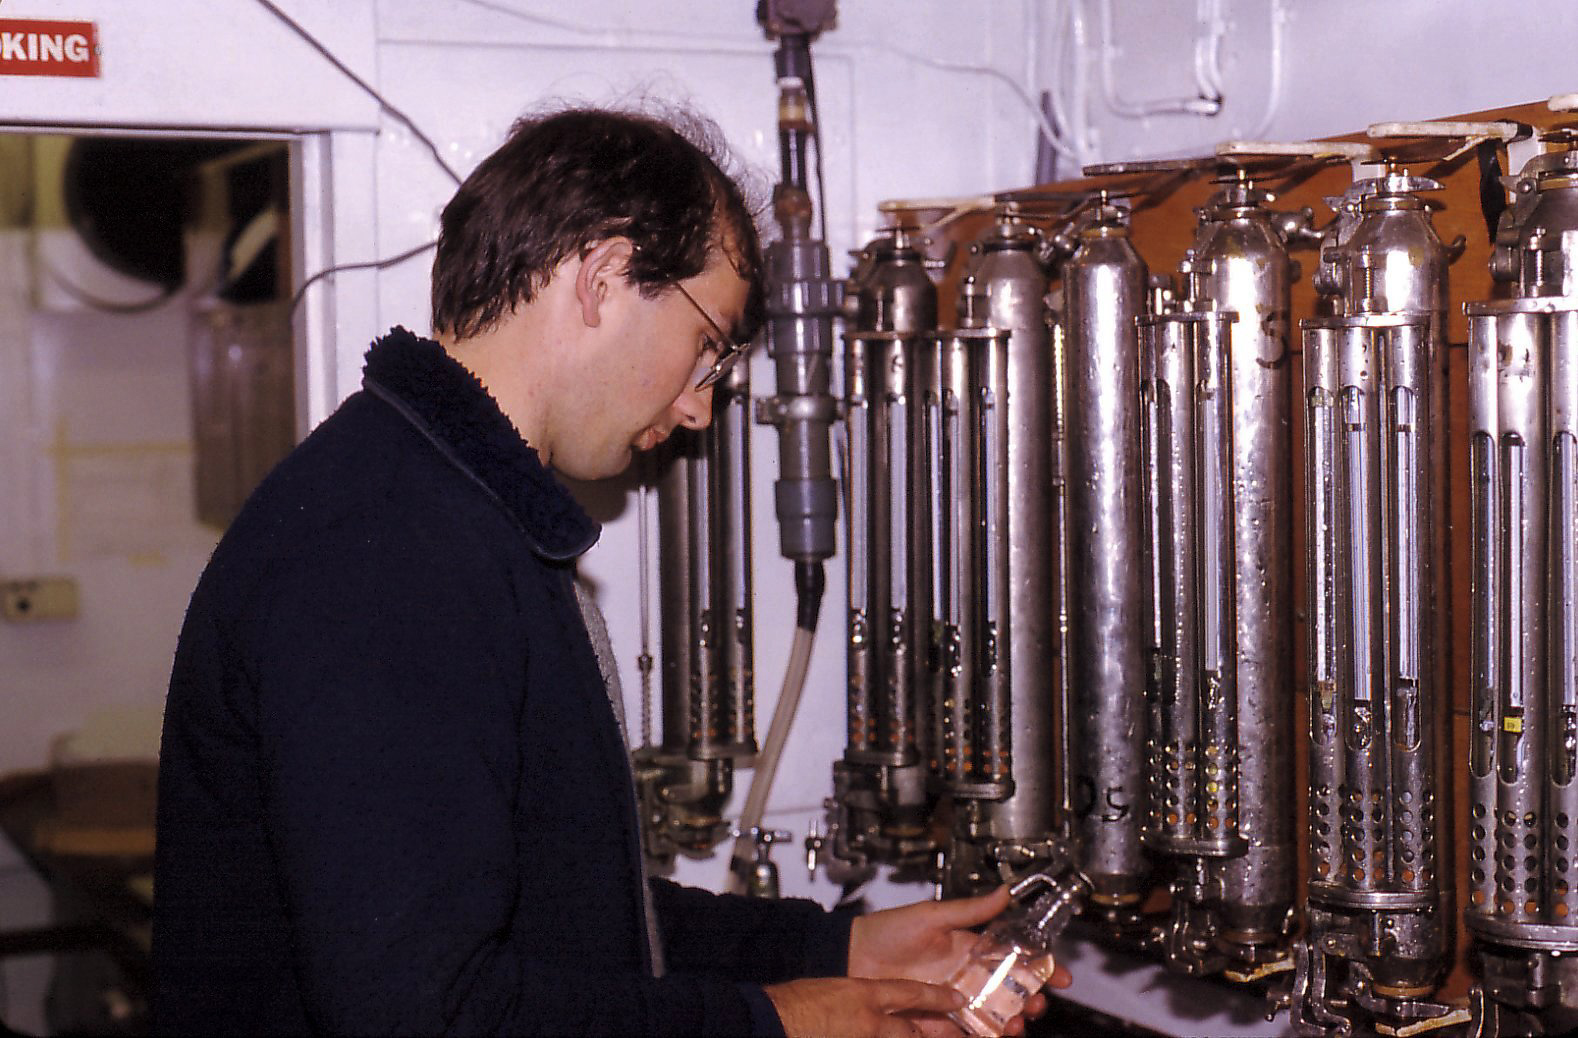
xmin=152 ymin=328 xmax=851 ymax=1035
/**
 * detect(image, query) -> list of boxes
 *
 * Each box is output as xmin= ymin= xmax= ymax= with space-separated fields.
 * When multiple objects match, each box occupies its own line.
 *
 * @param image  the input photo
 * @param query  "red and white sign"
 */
xmin=0 ymin=18 xmax=100 ymax=78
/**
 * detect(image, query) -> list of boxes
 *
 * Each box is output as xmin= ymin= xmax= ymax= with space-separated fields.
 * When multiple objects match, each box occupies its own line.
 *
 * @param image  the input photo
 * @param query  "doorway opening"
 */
xmin=0 ymin=129 xmax=300 ymax=1036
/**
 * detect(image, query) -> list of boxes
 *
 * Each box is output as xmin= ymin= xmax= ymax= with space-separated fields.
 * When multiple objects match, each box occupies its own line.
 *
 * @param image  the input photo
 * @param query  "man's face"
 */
xmin=551 ymin=255 xmax=750 ymax=481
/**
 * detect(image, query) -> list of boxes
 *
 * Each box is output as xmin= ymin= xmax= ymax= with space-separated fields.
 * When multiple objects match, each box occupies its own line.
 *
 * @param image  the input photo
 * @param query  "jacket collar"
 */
xmin=360 ymin=326 xmax=600 ymax=562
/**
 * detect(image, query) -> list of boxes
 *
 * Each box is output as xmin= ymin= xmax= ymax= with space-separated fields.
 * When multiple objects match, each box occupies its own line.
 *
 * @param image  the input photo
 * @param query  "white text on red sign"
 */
xmin=0 ymin=18 xmax=100 ymax=78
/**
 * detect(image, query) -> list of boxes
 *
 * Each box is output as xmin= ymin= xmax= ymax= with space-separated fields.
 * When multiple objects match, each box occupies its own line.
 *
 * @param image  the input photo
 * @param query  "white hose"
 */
xmin=726 ymin=624 xmax=818 ymax=893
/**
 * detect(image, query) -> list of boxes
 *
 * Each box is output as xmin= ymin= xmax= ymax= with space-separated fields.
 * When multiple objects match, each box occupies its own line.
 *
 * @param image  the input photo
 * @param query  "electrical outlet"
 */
xmin=1 ymin=576 xmax=79 ymax=622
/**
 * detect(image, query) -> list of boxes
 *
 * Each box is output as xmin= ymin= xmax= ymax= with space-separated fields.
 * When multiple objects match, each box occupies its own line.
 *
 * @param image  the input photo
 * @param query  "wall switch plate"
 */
xmin=1 ymin=577 xmax=79 ymax=621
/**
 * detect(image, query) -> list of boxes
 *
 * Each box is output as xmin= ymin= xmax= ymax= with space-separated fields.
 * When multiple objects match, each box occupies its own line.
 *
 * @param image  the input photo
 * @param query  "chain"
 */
xmin=636 ymin=459 xmax=655 ymax=749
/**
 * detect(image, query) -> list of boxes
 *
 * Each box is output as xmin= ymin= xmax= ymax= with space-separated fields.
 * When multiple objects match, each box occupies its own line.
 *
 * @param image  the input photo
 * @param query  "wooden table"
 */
xmin=0 ymin=769 xmax=154 ymax=1031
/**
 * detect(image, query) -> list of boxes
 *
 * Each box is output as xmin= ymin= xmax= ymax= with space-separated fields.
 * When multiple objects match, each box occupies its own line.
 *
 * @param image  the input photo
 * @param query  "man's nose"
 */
xmin=673 ymin=382 xmax=714 ymax=431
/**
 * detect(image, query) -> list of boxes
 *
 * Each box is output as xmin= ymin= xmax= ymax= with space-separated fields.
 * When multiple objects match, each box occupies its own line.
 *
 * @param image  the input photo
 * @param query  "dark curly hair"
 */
xmin=430 ymin=104 xmax=765 ymax=342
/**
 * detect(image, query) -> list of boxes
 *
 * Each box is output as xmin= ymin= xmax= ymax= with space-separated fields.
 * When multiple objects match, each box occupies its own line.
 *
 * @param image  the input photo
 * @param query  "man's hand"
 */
xmin=847 ymin=886 xmax=1072 ymax=1037
xmin=763 ymin=976 xmax=964 ymax=1038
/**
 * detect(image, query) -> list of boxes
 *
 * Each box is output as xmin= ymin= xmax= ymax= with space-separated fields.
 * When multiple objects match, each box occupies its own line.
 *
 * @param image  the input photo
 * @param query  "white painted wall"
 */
xmin=1045 ymin=0 xmax=1578 ymax=167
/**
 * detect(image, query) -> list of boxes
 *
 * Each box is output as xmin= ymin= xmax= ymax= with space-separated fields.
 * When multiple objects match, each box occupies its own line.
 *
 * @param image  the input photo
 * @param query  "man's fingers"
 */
xmin=870 ymin=977 xmax=966 ymax=1016
xmin=927 ymin=884 xmax=1013 ymax=929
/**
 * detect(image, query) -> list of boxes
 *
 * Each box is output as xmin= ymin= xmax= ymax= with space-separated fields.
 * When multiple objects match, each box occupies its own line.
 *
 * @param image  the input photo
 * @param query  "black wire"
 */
xmin=289 ymin=239 xmax=437 ymax=317
xmin=251 ymin=3 xmax=460 ymax=317
xmin=253 ymin=0 xmax=462 ymax=187
xmin=802 ymin=43 xmax=829 ymax=247
xmin=1475 ymin=138 xmax=1510 ymax=244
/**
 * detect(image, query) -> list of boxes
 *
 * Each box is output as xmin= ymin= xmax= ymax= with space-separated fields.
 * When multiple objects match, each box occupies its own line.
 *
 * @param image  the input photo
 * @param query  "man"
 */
xmin=153 ymin=104 xmax=1061 ymax=1036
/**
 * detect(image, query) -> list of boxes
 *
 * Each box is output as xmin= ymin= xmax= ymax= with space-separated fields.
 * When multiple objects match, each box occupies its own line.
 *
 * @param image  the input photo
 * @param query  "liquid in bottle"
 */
xmin=946 ymin=867 xmax=1087 ymax=1038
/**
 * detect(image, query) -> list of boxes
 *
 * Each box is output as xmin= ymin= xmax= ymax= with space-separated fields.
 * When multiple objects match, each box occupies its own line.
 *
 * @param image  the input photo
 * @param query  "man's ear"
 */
xmin=574 ymin=238 xmax=635 ymax=329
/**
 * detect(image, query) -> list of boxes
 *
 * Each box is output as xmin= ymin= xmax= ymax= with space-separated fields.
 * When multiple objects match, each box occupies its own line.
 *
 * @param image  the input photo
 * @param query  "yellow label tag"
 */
xmin=1503 ymin=716 xmax=1524 ymax=733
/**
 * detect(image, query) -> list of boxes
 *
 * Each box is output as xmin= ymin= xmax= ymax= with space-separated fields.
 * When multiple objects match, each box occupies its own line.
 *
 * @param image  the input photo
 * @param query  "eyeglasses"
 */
xmin=671 ymin=280 xmax=747 ymax=390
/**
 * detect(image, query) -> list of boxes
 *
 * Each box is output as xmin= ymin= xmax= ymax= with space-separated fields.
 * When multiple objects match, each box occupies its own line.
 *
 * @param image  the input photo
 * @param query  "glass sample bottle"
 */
xmin=947 ymin=868 xmax=1088 ymax=1037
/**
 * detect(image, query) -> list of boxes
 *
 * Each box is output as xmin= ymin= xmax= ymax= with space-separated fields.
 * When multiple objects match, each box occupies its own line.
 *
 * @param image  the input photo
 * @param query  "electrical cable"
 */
xmin=448 ymin=1 xmax=1086 ymax=174
xmin=453 ymin=0 xmax=606 ymax=35
xmin=1092 ymin=0 xmax=1222 ymax=118
xmin=802 ymin=41 xmax=829 ymax=249
xmin=1243 ymin=0 xmax=1288 ymax=142
xmin=1043 ymin=3 xmax=1088 ymax=167
xmin=288 ymin=238 xmax=437 ymax=317
xmin=855 ymin=41 xmax=1082 ymax=166
xmin=1046 ymin=0 xmax=1284 ymax=163
xmin=452 ymin=0 xmax=747 ymax=47
xmin=251 ymin=2 xmax=460 ymax=316
xmin=1028 ymin=4 xmax=1063 ymax=182
xmin=253 ymin=0 xmax=462 ymax=186
xmin=1193 ymin=0 xmax=1228 ymax=105
xmin=1066 ymin=0 xmax=1093 ymax=165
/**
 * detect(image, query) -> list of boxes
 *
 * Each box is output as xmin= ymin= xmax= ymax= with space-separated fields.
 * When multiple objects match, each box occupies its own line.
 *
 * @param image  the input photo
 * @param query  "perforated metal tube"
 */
xmin=1140 ymin=310 xmax=1243 ymax=862
xmin=1467 ymin=300 xmax=1578 ymax=952
xmin=635 ymin=363 xmax=755 ymax=857
xmin=829 ymin=230 xmax=938 ymax=872
xmin=1464 ymin=148 xmax=1578 ymax=1028
xmin=1295 ymin=173 xmax=1455 ymax=1029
